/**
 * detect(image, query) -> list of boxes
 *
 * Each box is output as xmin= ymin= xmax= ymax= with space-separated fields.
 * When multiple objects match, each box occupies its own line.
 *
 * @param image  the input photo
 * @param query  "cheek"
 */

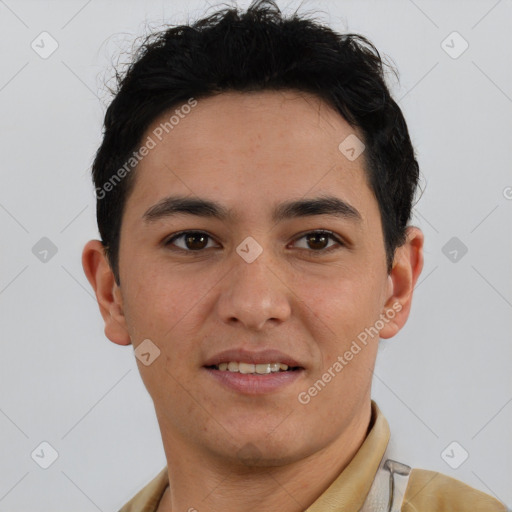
xmin=297 ymin=272 xmax=385 ymax=378
xmin=301 ymin=272 xmax=383 ymax=333
xmin=121 ymin=267 xmax=185 ymax=341
xmin=122 ymin=266 xmax=217 ymax=367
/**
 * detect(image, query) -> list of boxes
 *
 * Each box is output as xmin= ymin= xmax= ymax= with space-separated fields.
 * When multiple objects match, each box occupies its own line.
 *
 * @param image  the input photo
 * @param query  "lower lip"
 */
xmin=203 ymin=368 xmax=304 ymax=394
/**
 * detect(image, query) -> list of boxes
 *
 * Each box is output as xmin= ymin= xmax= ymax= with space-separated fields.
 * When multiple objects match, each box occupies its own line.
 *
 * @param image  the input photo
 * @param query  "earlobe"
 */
xmin=379 ymin=226 xmax=424 ymax=339
xmin=82 ymin=240 xmax=132 ymax=346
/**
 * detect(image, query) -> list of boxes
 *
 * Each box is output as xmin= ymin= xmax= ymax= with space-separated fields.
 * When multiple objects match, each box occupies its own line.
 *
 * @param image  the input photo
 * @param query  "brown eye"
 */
xmin=164 ymin=230 xmax=343 ymax=255
xmin=293 ymin=230 xmax=344 ymax=254
xmin=306 ymin=232 xmax=329 ymax=250
xmin=165 ymin=231 xmax=216 ymax=251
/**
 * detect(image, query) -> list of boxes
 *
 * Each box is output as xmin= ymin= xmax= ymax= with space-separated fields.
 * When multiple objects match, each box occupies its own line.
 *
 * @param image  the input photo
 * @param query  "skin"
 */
xmin=83 ymin=90 xmax=423 ymax=512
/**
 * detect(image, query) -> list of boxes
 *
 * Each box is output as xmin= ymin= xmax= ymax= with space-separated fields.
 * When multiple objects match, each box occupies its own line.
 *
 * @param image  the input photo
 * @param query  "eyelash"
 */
xmin=163 ymin=230 xmax=345 ymax=256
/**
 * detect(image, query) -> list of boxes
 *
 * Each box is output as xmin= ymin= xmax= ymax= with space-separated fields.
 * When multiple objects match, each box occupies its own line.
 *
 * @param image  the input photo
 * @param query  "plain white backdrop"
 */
xmin=0 ymin=0 xmax=511 ymax=510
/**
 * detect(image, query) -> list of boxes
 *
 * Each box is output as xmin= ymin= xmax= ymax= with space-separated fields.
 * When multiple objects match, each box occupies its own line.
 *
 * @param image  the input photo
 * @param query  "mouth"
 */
xmin=205 ymin=361 xmax=303 ymax=374
xmin=202 ymin=349 xmax=305 ymax=394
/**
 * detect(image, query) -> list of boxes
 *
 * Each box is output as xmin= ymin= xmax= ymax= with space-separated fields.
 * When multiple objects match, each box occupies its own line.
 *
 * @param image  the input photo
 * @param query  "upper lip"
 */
xmin=203 ymin=348 xmax=304 ymax=368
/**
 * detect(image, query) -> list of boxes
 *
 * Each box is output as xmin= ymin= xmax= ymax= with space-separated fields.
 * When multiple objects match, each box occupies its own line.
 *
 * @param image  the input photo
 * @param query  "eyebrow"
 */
xmin=143 ymin=194 xmax=362 ymax=224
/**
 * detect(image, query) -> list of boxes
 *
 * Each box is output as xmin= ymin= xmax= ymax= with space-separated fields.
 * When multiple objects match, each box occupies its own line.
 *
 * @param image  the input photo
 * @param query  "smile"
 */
xmin=209 ymin=362 xmax=298 ymax=374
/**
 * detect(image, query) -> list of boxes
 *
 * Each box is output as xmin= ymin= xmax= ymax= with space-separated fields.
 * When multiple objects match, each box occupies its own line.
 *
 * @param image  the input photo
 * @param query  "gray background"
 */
xmin=0 ymin=0 xmax=511 ymax=510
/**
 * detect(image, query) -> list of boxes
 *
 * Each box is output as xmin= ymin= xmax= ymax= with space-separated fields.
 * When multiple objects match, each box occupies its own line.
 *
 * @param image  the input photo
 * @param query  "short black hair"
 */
xmin=92 ymin=0 xmax=420 ymax=284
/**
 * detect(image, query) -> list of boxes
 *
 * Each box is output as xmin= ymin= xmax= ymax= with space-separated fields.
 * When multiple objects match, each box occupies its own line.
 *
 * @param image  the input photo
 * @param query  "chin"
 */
xmin=232 ymin=447 xmax=305 ymax=469
xmin=209 ymin=434 xmax=312 ymax=469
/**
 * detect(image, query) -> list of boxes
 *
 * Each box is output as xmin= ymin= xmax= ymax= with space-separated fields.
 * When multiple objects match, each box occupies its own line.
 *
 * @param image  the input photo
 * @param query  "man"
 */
xmin=82 ymin=1 xmax=508 ymax=510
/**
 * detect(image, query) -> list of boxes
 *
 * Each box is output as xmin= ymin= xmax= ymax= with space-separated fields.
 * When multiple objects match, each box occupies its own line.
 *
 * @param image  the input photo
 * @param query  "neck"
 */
xmin=156 ymin=403 xmax=372 ymax=512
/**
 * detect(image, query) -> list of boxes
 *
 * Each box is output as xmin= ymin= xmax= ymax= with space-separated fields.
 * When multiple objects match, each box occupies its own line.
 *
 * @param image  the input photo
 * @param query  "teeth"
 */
xmin=255 ymin=363 xmax=271 ymax=374
xmin=239 ymin=362 xmax=255 ymax=374
xmin=213 ymin=361 xmax=291 ymax=373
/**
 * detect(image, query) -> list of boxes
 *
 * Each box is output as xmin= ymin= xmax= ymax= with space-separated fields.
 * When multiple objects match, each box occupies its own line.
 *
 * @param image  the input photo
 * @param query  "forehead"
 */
xmin=126 ymin=90 xmax=376 ymax=224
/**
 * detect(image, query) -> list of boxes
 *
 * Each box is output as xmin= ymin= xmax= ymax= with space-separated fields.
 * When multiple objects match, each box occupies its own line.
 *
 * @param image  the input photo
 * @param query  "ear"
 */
xmin=82 ymin=240 xmax=131 ymax=346
xmin=379 ymin=226 xmax=424 ymax=339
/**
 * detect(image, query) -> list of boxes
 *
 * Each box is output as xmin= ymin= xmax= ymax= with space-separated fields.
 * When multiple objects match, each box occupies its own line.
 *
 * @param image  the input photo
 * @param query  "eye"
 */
xmin=163 ymin=229 xmax=344 ymax=254
xmin=292 ymin=230 xmax=344 ymax=254
xmin=164 ymin=231 xmax=219 ymax=252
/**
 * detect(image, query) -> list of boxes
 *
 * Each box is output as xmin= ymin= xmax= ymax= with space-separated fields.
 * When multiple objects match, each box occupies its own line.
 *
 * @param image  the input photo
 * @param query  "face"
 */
xmin=85 ymin=90 xmax=422 ymax=468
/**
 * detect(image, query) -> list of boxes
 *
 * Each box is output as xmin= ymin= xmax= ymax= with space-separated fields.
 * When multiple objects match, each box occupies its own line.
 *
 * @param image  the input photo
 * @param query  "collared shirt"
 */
xmin=117 ymin=401 xmax=507 ymax=511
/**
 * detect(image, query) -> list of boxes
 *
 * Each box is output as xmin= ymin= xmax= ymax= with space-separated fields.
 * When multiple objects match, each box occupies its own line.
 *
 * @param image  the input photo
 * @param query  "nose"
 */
xmin=215 ymin=248 xmax=292 ymax=331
